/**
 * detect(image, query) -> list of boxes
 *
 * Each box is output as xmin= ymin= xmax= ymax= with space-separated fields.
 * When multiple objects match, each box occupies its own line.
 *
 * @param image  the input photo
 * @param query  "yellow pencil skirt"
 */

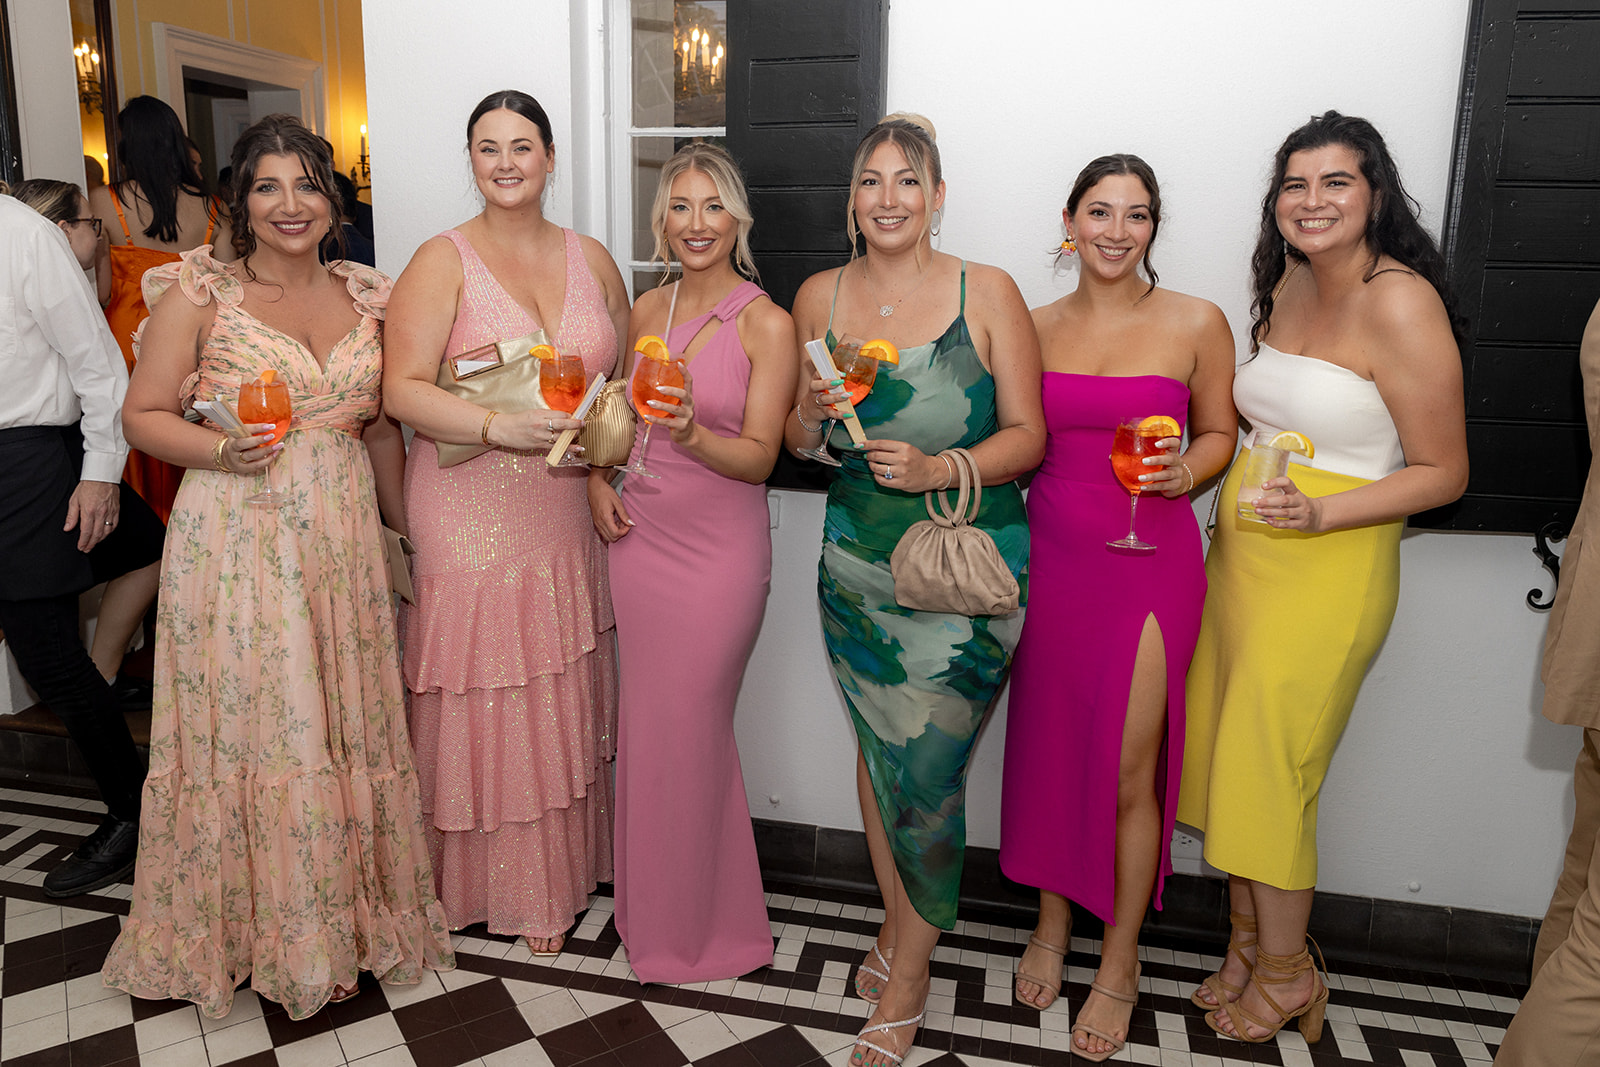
xmin=1177 ymin=453 xmax=1402 ymax=891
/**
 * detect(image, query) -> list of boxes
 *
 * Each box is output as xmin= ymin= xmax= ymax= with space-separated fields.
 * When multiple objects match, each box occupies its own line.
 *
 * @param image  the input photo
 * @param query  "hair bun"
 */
xmin=882 ymin=111 xmax=936 ymax=142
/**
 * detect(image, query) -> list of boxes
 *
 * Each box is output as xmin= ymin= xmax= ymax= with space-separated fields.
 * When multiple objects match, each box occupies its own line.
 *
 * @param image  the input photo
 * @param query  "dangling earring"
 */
xmin=930 ymin=208 xmax=942 ymax=237
xmin=1059 ymin=234 xmax=1077 ymax=257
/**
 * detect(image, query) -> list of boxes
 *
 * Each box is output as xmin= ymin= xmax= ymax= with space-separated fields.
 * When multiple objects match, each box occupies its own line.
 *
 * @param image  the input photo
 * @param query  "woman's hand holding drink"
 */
xmin=618 ymin=335 xmax=686 ymax=479
xmin=1236 ymin=430 xmax=1314 ymax=524
xmin=1106 ymin=415 xmax=1179 ymax=552
xmin=238 ymin=369 xmax=294 ymax=507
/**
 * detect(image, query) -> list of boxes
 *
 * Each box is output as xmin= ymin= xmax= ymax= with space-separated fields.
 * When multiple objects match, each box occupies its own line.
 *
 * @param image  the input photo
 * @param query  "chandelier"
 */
xmin=74 ymin=39 xmax=103 ymax=114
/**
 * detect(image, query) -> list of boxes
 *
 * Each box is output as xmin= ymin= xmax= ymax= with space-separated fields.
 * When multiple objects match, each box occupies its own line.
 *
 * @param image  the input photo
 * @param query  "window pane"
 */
xmin=631 ymin=133 xmax=727 ymax=262
xmin=632 ymin=0 xmax=727 ymax=128
xmin=633 ymin=268 xmax=677 ymax=300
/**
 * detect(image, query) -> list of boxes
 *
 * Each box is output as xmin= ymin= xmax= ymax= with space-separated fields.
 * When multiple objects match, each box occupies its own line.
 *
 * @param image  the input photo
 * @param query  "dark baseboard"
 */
xmin=753 ymin=817 xmax=1538 ymax=986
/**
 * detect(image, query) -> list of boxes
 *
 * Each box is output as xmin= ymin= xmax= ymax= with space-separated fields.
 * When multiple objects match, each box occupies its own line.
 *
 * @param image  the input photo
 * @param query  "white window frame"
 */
xmin=604 ymin=0 xmax=725 ymax=287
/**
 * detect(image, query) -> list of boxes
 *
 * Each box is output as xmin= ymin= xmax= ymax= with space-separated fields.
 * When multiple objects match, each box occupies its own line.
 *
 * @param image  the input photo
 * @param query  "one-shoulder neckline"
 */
xmin=1257 ymin=343 xmax=1375 ymax=385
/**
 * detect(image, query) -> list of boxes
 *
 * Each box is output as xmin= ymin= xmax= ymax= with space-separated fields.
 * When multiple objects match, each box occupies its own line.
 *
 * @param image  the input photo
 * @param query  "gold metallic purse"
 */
xmin=433 ymin=331 xmax=547 ymax=468
xmin=576 ymin=378 xmax=638 ymax=468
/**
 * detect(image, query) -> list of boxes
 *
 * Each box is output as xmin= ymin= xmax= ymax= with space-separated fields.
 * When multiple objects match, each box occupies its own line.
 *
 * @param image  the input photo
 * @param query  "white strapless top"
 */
xmin=1235 ymin=344 xmax=1405 ymax=482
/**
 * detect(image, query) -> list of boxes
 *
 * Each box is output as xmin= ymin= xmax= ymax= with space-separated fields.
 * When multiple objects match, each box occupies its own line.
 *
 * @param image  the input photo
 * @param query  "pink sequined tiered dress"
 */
xmin=401 ymin=228 xmax=618 ymax=941
xmin=101 ymin=248 xmax=455 ymax=1021
xmin=610 ymin=281 xmax=775 ymax=983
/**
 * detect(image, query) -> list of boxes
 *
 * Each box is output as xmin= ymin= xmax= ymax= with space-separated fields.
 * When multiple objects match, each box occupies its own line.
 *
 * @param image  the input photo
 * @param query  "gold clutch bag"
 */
xmin=577 ymin=378 xmax=638 ymax=468
xmin=433 ymin=331 xmax=548 ymax=468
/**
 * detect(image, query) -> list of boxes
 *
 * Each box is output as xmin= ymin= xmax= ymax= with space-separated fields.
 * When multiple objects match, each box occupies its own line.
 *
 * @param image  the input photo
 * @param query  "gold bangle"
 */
xmin=481 ymin=410 xmax=499 ymax=446
xmin=939 ymin=453 xmax=954 ymax=490
xmin=212 ymin=436 xmax=230 ymax=473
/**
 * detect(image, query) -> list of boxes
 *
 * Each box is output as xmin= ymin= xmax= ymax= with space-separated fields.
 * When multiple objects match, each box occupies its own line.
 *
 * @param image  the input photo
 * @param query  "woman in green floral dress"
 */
xmin=786 ymin=113 xmax=1044 ymax=1067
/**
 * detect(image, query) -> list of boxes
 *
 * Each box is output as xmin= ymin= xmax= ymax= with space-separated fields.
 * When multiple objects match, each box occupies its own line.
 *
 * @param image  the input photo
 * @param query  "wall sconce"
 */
xmin=350 ymin=123 xmax=370 ymax=188
xmin=74 ymin=39 xmax=103 ymax=114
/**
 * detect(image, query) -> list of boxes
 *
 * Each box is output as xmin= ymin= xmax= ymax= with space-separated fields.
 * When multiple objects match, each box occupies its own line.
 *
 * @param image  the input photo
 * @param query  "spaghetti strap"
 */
xmin=109 ymin=186 xmax=134 ymax=244
xmin=204 ymin=197 xmax=219 ymax=244
xmin=826 ymin=268 xmax=845 ymax=339
xmin=959 ymin=261 xmax=967 ymax=313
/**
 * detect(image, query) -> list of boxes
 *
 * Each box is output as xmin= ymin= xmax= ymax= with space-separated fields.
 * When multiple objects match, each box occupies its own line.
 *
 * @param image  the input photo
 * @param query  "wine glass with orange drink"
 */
xmin=617 ymin=334 xmax=686 ymax=479
xmin=238 ymin=368 xmax=293 ymax=507
xmin=796 ymin=336 xmax=899 ymax=466
xmin=537 ymin=343 xmax=588 ymax=467
xmin=1106 ymin=415 xmax=1180 ymax=552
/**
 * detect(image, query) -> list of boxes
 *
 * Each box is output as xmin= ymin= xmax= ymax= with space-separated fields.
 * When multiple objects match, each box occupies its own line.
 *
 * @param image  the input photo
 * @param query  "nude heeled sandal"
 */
xmin=1205 ymin=938 xmax=1329 ymax=1044
xmin=1014 ymin=934 xmax=1068 ymax=1010
xmin=1190 ymin=911 xmax=1257 ymax=1009
xmin=1070 ymin=963 xmax=1140 ymax=1062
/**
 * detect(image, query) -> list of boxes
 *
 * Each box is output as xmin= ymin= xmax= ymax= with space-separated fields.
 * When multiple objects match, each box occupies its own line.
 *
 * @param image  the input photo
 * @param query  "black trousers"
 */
xmin=0 ymin=593 xmax=145 ymax=821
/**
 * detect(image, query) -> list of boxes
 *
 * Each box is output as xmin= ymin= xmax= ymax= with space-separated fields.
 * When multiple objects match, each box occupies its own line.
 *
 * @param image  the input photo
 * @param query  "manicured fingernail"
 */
xmin=624 ymin=519 xmax=636 ymax=526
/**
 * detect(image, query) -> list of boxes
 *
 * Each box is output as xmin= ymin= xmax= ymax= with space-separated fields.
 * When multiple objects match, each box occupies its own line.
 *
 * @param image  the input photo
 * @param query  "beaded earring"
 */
xmin=1059 ymin=234 xmax=1077 ymax=257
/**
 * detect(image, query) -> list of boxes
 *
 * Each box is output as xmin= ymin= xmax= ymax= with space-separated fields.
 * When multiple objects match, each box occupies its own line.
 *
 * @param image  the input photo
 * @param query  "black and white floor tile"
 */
xmin=0 ymin=778 xmax=1524 ymax=1066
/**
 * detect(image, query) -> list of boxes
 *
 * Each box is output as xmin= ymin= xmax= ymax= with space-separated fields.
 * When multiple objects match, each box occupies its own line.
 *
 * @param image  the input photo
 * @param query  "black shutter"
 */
xmin=1420 ymin=0 xmax=1600 ymax=532
xmin=725 ymin=0 xmax=886 ymax=314
xmin=725 ymin=0 xmax=886 ymax=491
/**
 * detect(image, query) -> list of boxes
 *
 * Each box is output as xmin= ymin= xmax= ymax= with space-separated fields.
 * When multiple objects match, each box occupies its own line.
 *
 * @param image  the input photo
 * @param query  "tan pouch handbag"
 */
xmin=576 ymin=378 xmax=637 ymax=468
xmin=433 ymin=331 xmax=547 ymax=467
xmin=889 ymin=447 xmax=1020 ymax=616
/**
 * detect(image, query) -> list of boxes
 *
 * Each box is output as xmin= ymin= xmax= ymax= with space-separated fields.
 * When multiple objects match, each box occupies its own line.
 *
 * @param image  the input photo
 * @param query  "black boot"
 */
xmin=43 ymin=817 xmax=139 ymax=898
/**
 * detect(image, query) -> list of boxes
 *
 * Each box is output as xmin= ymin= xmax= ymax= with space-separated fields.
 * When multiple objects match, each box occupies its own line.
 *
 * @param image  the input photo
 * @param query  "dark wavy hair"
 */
xmin=1249 ymin=110 xmax=1464 ymax=351
xmin=227 ymin=114 xmax=347 ymax=268
xmin=112 ymin=95 xmax=212 ymax=244
xmin=467 ymin=90 xmax=554 ymax=153
xmin=1062 ymin=153 xmax=1162 ymax=300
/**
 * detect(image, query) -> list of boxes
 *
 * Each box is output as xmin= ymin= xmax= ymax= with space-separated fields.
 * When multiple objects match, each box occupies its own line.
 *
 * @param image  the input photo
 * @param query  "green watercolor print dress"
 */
xmin=818 ymin=263 xmax=1028 ymax=930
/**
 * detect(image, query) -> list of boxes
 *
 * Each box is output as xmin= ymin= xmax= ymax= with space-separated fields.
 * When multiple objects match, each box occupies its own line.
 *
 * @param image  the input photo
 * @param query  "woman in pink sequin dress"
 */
xmin=384 ymin=91 xmax=631 ymax=954
xmin=103 ymin=116 xmax=453 ymax=1020
xmin=589 ymin=144 xmax=797 ymax=983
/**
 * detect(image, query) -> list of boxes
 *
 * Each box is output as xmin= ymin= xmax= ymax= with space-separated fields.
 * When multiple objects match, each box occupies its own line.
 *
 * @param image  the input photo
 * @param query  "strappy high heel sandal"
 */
xmin=1205 ymin=938 xmax=1328 ymax=1044
xmin=1190 ymin=910 xmax=1257 ymax=1009
xmin=853 ymin=1010 xmax=923 ymax=1065
xmin=855 ymin=944 xmax=893 ymax=1002
xmin=1014 ymin=934 xmax=1068 ymax=1010
xmin=1070 ymin=963 xmax=1140 ymax=1063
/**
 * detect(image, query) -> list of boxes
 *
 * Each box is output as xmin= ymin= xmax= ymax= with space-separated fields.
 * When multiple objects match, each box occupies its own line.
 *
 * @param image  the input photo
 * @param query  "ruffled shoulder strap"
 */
xmin=141 ymin=244 xmax=242 ymax=312
xmin=330 ymin=260 xmax=393 ymax=321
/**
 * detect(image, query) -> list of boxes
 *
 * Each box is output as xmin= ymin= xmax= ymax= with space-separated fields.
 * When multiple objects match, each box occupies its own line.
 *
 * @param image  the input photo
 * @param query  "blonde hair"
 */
xmin=0 ymin=180 xmax=10 ymax=197
xmin=649 ymin=142 xmax=759 ymax=282
xmin=11 ymin=179 xmax=83 ymax=225
xmin=846 ymin=112 xmax=942 ymax=257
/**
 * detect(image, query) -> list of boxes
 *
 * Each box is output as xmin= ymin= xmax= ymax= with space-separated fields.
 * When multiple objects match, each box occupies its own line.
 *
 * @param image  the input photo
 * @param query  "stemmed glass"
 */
xmin=796 ymin=335 xmax=875 ymax=467
xmin=618 ymin=345 xmax=686 ymax=479
xmin=238 ymin=371 xmax=293 ymax=507
xmin=1106 ymin=417 xmax=1165 ymax=552
xmin=539 ymin=345 xmax=588 ymax=466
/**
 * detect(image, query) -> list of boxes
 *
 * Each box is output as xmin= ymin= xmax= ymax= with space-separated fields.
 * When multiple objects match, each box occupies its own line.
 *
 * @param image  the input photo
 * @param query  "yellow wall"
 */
xmin=110 ymin=0 xmax=368 ymax=178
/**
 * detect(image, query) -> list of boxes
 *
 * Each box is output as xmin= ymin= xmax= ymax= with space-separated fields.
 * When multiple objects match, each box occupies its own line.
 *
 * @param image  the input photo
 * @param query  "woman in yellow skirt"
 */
xmin=1177 ymin=111 xmax=1468 ymax=1045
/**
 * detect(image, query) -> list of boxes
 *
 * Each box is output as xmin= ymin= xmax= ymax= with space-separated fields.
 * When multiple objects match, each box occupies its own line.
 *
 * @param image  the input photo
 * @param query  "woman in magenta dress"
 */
xmin=383 ymin=91 xmax=631 ymax=955
xmin=999 ymin=155 xmax=1236 ymax=1059
xmin=589 ymin=144 xmax=797 ymax=983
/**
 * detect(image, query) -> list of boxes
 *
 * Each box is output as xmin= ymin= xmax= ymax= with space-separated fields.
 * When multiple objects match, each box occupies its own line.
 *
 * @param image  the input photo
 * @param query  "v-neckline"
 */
xmin=243 ymin=312 xmax=367 ymax=376
xmin=459 ymin=229 xmax=570 ymax=344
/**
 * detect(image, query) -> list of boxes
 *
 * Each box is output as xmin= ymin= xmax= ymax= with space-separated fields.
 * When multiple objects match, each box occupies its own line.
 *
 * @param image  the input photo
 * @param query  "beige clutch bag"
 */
xmin=381 ymin=526 xmax=416 ymax=604
xmin=433 ymin=331 xmax=548 ymax=468
xmin=576 ymin=378 xmax=638 ymax=468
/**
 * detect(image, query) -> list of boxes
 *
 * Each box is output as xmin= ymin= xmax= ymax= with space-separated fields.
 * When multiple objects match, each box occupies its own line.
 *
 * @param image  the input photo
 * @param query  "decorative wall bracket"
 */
xmin=1527 ymin=521 xmax=1569 ymax=611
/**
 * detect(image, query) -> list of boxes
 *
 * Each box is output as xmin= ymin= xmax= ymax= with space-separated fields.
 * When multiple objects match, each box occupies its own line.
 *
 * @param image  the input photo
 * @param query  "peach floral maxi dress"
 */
xmin=101 ymin=248 xmax=455 ymax=1020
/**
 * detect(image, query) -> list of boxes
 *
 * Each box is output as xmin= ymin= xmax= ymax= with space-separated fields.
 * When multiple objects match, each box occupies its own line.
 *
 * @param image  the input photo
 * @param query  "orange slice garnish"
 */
xmin=1138 ymin=415 xmax=1181 ymax=439
xmin=860 ymin=339 xmax=900 ymax=365
xmin=530 ymin=343 xmax=558 ymax=361
xmin=635 ymin=335 xmax=671 ymax=362
xmin=258 ymin=368 xmax=278 ymax=384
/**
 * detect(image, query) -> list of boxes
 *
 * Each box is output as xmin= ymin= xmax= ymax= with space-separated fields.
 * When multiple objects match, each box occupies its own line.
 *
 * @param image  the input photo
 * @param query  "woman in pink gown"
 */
xmin=384 ymin=91 xmax=631 ymax=954
xmin=998 ymin=155 xmax=1236 ymax=1059
xmin=589 ymin=144 xmax=797 ymax=983
xmin=104 ymin=115 xmax=453 ymax=1020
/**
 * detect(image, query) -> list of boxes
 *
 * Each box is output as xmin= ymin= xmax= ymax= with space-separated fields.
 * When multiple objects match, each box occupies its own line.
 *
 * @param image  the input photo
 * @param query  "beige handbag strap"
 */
xmin=925 ymin=448 xmax=982 ymax=527
xmin=951 ymin=448 xmax=982 ymax=521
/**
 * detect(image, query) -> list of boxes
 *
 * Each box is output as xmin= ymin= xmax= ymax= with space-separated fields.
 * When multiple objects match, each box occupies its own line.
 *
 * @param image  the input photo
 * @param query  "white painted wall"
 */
xmin=6 ymin=0 xmax=86 ymax=183
xmin=364 ymin=0 xmax=1577 ymax=919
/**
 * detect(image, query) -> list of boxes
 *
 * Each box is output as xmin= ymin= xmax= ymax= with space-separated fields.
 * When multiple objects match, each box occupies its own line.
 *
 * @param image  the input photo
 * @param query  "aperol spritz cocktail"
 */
xmin=538 ymin=345 xmax=588 ymax=466
xmin=618 ymin=335 xmax=685 ymax=479
xmin=1106 ymin=416 xmax=1175 ymax=552
xmin=796 ymin=335 xmax=895 ymax=467
xmin=238 ymin=369 xmax=292 ymax=507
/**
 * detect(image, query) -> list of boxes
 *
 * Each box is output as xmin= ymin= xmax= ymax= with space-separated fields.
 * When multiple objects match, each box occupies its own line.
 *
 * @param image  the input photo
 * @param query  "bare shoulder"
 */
xmin=963 ymin=259 xmax=1023 ymax=298
xmin=741 ymin=291 xmax=795 ymax=338
xmin=632 ymin=283 xmax=669 ymax=320
xmin=1360 ymin=261 xmax=1451 ymax=338
xmin=792 ymin=266 xmax=843 ymax=321
xmin=1153 ymin=287 xmax=1230 ymax=333
xmin=399 ymin=234 xmax=465 ymax=282
xmin=577 ymin=232 xmax=623 ymax=276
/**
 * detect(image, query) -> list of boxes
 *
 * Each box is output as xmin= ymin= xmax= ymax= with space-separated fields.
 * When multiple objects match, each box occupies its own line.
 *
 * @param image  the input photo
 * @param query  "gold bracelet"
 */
xmin=212 ymin=436 xmax=230 ymax=473
xmin=481 ymin=410 xmax=499 ymax=446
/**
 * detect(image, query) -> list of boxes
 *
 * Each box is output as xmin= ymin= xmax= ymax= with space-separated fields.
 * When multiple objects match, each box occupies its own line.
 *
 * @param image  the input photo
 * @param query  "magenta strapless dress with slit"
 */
xmin=999 ymin=373 xmax=1205 ymax=923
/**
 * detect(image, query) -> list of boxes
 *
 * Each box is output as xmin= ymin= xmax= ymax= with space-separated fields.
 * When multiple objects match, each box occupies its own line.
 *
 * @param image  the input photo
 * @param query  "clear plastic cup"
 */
xmin=1236 ymin=444 xmax=1290 ymax=523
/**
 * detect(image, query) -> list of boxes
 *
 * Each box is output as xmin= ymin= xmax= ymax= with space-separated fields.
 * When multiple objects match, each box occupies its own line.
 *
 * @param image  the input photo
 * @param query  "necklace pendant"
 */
xmin=879 ymin=305 xmax=895 ymax=317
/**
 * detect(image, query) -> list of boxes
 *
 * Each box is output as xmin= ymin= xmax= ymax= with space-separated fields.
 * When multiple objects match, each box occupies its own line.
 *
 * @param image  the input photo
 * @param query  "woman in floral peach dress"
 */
xmin=103 ymin=116 xmax=453 ymax=1020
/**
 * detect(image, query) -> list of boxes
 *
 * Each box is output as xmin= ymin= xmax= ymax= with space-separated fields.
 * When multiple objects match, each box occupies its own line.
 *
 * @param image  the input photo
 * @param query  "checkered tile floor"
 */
xmin=0 ymin=778 xmax=1525 ymax=1066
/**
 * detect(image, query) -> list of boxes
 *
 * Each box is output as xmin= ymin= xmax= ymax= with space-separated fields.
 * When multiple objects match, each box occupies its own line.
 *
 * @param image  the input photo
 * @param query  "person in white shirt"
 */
xmin=0 ymin=187 xmax=164 ymax=896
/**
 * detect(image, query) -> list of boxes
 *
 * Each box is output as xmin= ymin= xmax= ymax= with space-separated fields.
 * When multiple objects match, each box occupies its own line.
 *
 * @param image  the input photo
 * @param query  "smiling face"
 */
xmin=1276 ymin=143 xmax=1375 ymax=256
xmin=1066 ymin=173 xmax=1154 ymax=282
xmin=245 ymin=153 xmax=332 ymax=259
xmin=664 ymin=167 xmax=736 ymax=273
xmin=852 ymin=141 xmax=943 ymax=253
xmin=469 ymin=107 xmax=554 ymax=209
